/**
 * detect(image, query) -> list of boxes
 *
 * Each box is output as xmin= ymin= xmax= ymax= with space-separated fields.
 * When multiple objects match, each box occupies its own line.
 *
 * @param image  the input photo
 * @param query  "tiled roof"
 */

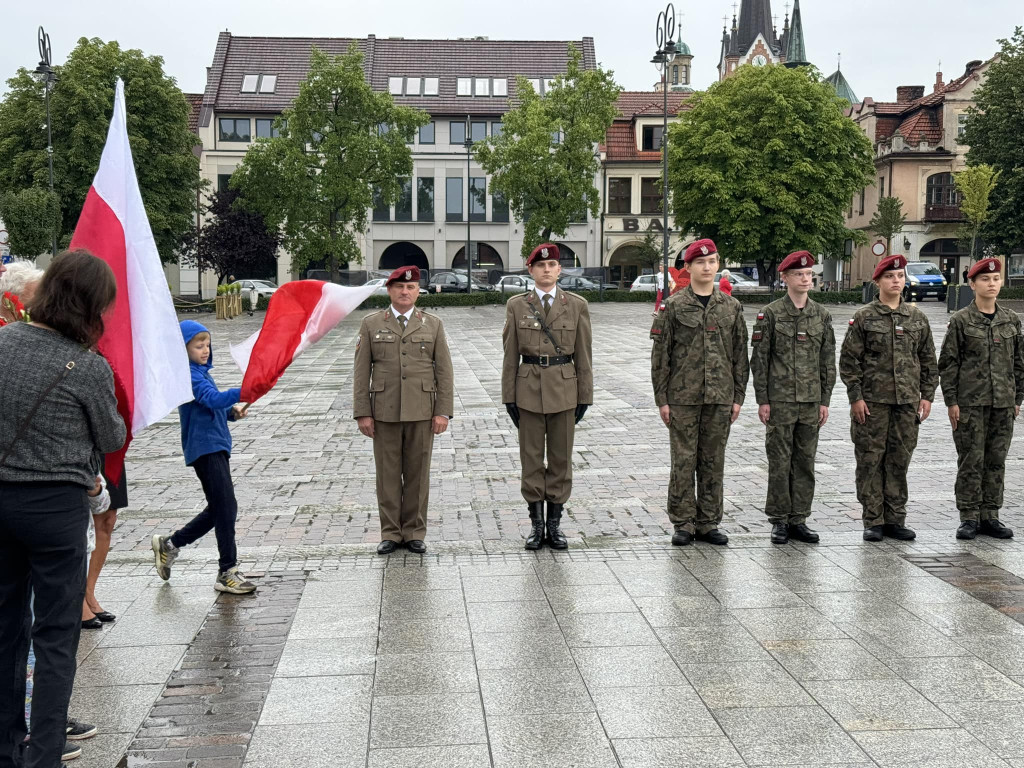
xmin=184 ymin=93 xmax=203 ymax=133
xmin=200 ymin=32 xmax=597 ymax=124
xmin=895 ymin=110 xmax=942 ymax=146
xmin=602 ymin=91 xmax=694 ymax=162
xmin=615 ymin=91 xmax=692 ymax=118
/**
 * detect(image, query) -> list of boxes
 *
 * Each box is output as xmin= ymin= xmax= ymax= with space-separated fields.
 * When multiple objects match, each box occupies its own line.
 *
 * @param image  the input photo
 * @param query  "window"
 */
xmin=259 ymin=75 xmax=277 ymax=94
xmin=457 ymin=78 xmax=472 ymax=96
xmin=219 ymin=118 xmax=251 ymax=142
xmin=372 ymin=187 xmax=389 ymax=222
xmin=608 ymin=178 xmax=631 ymax=214
xmin=491 ymin=121 xmax=503 ymax=138
xmin=493 ymin=192 xmax=509 ymax=222
xmin=672 ymin=65 xmax=679 ymax=85
xmin=526 ymin=78 xmax=542 ymax=94
xmin=419 ymin=122 xmax=435 ymax=144
xmin=551 ymin=130 xmax=563 ymax=145
xmin=493 ymin=78 xmax=508 ymax=97
xmin=423 ymin=77 xmax=439 ymax=96
xmin=395 ymin=179 xmax=413 ymax=221
xmin=378 ymin=123 xmax=391 ymax=136
xmin=475 ymin=78 xmax=490 ymax=96
xmin=417 ymin=177 xmax=434 ymax=221
xmin=241 ymin=75 xmax=259 ymax=93
xmin=406 ymin=77 xmax=421 ymax=96
xmin=859 ymin=189 xmax=866 ymax=215
xmin=241 ymin=74 xmax=276 ymax=93
xmin=470 ymin=177 xmax=486 ymax=221
xmin=471 ymin=121 xmax=487 ymax=143
xmin=927 ymin=172 xmax=961 ymax=206
xmin=642 ymin=125 xmax=664 ymax=151
xmin=641 ymin=178 xmax=662 ymax=214
xmin=217 ymin=173 xmax=232 ymax=193
xmin=446 ymin=177 xmax=463 ymax=221
xmin=450 ymin=121 xmax=466 ymax=145
xmin=879 ymin=177 xmax=885 ymax=199
xmin=958 ymin=113 xmax=969 ymax=137
xmin=256 ymin=119 xmax=281 ymax=139
xmin=388 ymin=77 xmax=403 ymax=95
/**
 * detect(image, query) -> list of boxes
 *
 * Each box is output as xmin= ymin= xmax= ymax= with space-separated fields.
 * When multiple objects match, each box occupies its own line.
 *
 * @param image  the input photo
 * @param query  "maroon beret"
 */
xmin=527 ymin=243 xmax=560 ymax=267
xmin=872 ymin=254 xmax=907 ymax=281
xmin=967 ymin=258 xmax=1001 ymax=280
xmin=385 ymin=265 xmax=421 ymax=285
xmin=683 ymin=239 xmax=718 ymax=263
xmin=778 ymin=251 xmax=816 ymax=272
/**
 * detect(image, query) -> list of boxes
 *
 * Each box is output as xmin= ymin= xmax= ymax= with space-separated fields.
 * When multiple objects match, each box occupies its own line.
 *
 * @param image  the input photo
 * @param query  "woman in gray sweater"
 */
xmin=0 ymin=250 xmax=125 ymax=768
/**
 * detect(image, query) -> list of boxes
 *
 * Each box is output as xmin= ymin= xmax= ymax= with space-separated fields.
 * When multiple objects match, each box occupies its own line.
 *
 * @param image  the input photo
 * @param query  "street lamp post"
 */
xmin=464 ymin=114 xmax=473 ymax=294
xmin=35 ymin=26 xmax=58 ymax=258
xmin=651 ymin=5 xmax=678 ymax=301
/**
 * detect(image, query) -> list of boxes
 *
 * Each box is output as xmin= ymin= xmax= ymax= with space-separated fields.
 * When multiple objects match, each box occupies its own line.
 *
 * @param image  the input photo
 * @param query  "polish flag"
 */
xmin=70 ymin=79 xmax=193 ymax=484
xmin=230 ymin=280 xmax=375 ymax=403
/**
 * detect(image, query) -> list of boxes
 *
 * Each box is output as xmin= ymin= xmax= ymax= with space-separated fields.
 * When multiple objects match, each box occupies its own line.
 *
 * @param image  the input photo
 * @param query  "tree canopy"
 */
xmin=232 ymin=45 xmax=428 ymax=281
xmin=0 ymin=188 xmax=60 ymax=258
xmin=868 ymin=197 xmax=907 ymax=255
xmin=961 ymin=28 xmax=1024 ymax=256
xmin=0 ymin=37 xmax=201 ymax=261
xmin=475 ymin=45 xmax=620 ymax=259
xmin=955 ymin=164 xmax=1001 ymax=260
xmin=667 ymin=64 xmax=874 ymax=282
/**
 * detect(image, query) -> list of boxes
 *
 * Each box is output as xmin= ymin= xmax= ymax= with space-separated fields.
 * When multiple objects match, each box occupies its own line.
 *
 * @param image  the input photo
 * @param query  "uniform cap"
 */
xmin=683 ymin=239 xmax=718 ymax=263
xmin=527 ymin=243 xmax=560 ymax=267
xmin=778 ymin=250 xmax=816 ymax=272
xmin=385 ymin=265 xmax=421 ymax=286
xmin=967 ymin=258 xmax=1001 ymax=280
xmin=872 ymin=254 xmax=907 ymax=281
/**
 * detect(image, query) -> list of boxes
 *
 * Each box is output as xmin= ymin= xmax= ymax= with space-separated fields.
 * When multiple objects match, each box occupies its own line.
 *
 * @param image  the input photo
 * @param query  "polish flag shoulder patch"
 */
xmin=849 ymin=318 xmax=856 ymax=326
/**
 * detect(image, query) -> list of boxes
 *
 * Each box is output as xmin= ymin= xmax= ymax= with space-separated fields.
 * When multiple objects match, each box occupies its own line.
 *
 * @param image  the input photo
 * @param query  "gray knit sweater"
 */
xmin=0 ymin=323 xmax=126 ymax=488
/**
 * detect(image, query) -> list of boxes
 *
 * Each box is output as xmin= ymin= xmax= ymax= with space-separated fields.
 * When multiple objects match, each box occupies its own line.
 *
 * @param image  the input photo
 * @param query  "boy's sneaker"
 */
xmin=152 ymin=535 xmax=179 ymax=580
xmin=215 ymin=568 xmax=257 ymax=594
xmin=66 ymin=718 xmax=98 ymax=740
xmin=62 ymin=740 xmax=82 ymax=760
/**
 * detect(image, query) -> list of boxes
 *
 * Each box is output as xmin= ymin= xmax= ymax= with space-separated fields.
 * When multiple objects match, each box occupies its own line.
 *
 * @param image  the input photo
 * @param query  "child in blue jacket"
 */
xmin=151 ymin=320 xmax=256 ymax=594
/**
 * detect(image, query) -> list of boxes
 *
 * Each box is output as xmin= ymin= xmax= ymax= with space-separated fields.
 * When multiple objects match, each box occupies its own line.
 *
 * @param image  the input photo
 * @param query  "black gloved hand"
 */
xmin=505 ymin=403 xmax=520 ymax=429
xmin=574 ymin=404 xmax=589 ymax=425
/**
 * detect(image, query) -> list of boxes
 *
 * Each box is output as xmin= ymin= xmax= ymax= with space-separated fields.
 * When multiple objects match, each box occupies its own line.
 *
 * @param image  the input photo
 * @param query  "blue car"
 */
xmin=903 ymin=262 xmax=948 ymax=302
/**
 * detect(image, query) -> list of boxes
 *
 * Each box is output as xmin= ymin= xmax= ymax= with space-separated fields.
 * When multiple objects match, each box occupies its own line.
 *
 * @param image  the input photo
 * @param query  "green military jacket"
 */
xmin=839 ymin=299 xmax=938 ymax=405
xmin=651 ymin=286 xmax=750 ymax=407
xmin=938 ymin=301 xmax=1024 ymax=408
xmin=750 ymin=294 xmax=837 ymax=406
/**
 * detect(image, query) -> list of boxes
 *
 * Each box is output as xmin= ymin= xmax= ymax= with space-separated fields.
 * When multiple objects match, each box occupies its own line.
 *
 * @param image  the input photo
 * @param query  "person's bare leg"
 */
xmin=85 ymin=508 xmax=118 ymax=614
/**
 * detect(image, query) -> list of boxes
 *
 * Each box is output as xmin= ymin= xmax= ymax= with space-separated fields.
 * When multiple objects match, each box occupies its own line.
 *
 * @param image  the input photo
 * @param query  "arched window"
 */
xmin=926 ymin=172 xmax=960 ymax=206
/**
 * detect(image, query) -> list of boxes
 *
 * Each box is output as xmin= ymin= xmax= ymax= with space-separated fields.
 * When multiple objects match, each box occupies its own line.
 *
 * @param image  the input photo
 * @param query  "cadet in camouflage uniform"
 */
xmin=751 ymin=251 xmax=836 ymax=544
xmin=840 ymin=255 xmax=938 ymax=542
xmin=651 ymin=239 xmax=749 ymax=546
xmin=939 ymin=257 xmax=1023 ymax=540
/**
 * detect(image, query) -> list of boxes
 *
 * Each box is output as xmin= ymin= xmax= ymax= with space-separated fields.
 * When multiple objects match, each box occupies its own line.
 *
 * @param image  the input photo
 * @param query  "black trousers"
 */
xmin=170 ymin=451 xmax=238 ymax=573
xmin=0 ymin=482 xmax=88 ymax=768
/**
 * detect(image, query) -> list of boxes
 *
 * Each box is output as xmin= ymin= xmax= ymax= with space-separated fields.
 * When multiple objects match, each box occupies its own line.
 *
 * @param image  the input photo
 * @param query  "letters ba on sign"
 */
xmin=621 ymin=218 xmax=664 ymax=232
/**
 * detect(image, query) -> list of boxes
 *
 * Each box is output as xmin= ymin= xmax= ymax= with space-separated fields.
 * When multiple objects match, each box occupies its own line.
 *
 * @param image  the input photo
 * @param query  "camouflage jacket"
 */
xmin=750 ymin=294 xmax=836 ymax=406
xmin=839 ymin=299 xmax=938 ymax=405
xmin=651 ymin=286 xmax=750 ymax=407
xmin=939 ymin=301 xmax=1024 ymax=408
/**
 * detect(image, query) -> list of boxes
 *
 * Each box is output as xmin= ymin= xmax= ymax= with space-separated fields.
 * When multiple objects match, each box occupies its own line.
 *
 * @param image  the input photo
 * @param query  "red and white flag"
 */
xmin=70 ymin=79 xmax=193 ymax=483
xmin=231 ymin=280 xmax=374 ymax=403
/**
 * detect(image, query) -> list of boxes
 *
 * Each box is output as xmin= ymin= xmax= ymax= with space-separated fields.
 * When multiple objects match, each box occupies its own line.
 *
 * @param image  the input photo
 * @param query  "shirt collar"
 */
xmin=390 ymin=306 xmax=414 ymax=321
xmin=534 ymin=287 xmax=557 ymax=302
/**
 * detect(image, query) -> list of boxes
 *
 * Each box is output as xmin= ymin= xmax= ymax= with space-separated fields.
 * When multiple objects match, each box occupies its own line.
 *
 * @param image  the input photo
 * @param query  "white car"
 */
xmin=496 ymin=275 xmax=535 ymax=293
xmin=231 ymin=279 xmax=278 ymax=298
xmin=629 ymin=274 xmax=658 ymax=293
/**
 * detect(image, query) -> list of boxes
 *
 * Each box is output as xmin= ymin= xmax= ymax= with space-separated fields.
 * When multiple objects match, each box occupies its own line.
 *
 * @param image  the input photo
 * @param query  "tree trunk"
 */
xmin=328 ymin=210 xmax=340 ymax=284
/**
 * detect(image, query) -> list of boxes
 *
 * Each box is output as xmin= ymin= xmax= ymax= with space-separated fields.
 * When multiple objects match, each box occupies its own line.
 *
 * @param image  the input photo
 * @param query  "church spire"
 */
xmin=737 ymin=0 xmax=776 ymax=53
xmin=783 ymin=0 xmax=809 ymax=67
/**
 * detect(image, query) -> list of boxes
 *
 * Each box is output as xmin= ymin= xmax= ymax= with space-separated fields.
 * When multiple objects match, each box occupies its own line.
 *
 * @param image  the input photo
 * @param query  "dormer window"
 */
xmin=406 ymin=77 xmax=421 ymax=96
xmin=493 ymin=78 xmax=508 ymax=96
xmin=260 ymin=75 xmax=277 ymax=93
xmin=241 ymin=75 xmax=259 ymax=93
xmin=456 ymin=78 xmax=512 ymax=97
xmin=424 ymin=78 xmax=439 ymax=95
xmin=388 ymin=77 xmax=403 ymax=95
xmin=241 ymin=74 xmax=277 ymax=94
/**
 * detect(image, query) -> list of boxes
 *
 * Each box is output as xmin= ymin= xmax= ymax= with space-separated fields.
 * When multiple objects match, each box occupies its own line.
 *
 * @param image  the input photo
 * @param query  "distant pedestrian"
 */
xmin=719 ymin=269 xmax=734 ymax=296
xmin=654 ymin=263 xmax=675 ymax=313
xmin=151 ymin=320 xmax=256 ymax=594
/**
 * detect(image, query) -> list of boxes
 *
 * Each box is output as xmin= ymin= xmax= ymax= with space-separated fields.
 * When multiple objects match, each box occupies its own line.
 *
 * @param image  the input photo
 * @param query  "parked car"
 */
xmin=427 ymin=272 xmax=496 ymax=293
xmin=231 ymin=279 xmax=278 ymax=298
xmin=715 ymin=271 xmax=763 ymax=294
xmin=629 ymin=274 xmax=658 ymax=293
xmin=903 ymin=261 xmax=948 ymax=302
xmin=362 ymin=278 xmax=427 ymax=296
xmin=496 ymin=275 xmax=535 ymax=293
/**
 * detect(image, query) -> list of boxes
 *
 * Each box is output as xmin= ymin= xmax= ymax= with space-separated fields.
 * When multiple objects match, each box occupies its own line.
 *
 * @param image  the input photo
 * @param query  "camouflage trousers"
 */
xmin=667 ymin=404 xmax=733 ymax=535
xmin=952 ymin=406 xmax=1015 ymax=522
xmin=764 ymin=402 xmax=820 ymax=525
xmin=850 ymin=402 xmax=919 ymax=528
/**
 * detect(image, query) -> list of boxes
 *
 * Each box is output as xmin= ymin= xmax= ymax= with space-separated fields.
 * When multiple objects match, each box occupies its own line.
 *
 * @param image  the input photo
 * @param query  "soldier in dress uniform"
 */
xmin=750 ymin=251 xmax=836 ymax=544
xmin=353 ymin=266 xmax=454 ymax=554
xmin=651 ymin=239 xmax=749 ymax=546
xmin=502 ymin=243 xmax=593 ymax=550
xmin=939 ymin=257 xmax=1023 ymax=540
xmin=840 ymin=255 xmax=938 ymax=542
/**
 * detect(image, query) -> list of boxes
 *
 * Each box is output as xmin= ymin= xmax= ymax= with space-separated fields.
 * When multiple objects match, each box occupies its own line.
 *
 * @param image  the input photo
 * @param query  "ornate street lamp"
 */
xmin=652 ymin=5 xmax=678 ymax=296
xmin=464 ymin=114 xmax=473 ymax=294
xmin=34 ymin=26 xmax=58 ymax=257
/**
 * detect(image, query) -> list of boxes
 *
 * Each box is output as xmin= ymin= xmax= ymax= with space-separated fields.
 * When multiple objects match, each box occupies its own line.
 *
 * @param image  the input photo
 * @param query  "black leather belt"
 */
xmin=521 ymin=354 xmax=572 ymax=367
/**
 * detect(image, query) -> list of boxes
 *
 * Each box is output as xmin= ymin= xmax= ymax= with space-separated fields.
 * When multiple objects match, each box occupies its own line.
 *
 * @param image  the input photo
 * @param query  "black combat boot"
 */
xmin=545 ymin=502 xmax=569 ymax=550
xmin=863 ymin=525 xmax=884 ymax=542
xmin=956 ymin=520 xmax=978 ymax=540
xmin=882 ymin=523 xmax=917 ymax=541
xmin=525 ymin=501 xmax=545 ymax=551
xmin=771 ymin=523 xmax=789 ymax=544
xmin=789 ymin=523 xmax=820 ymax=544
xmin=979 ymin=519 xmax=1013 ymax=539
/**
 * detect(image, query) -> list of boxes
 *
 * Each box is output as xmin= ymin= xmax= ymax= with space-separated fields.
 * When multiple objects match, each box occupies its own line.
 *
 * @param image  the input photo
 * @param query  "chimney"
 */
xmin=933 ymin=71 xmax=944 ymax=93
xmin=896 ymin=85 xmax=925 ymax=103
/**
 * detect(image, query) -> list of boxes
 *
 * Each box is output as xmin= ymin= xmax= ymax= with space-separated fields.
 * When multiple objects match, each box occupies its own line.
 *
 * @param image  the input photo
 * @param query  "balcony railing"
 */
xmin=925 ymin=203 xmax=965 ymax=222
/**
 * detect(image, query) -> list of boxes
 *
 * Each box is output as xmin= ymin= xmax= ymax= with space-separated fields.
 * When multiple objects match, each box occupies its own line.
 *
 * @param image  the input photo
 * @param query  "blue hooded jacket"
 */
xmin=178 ymin=320 xmax=242 ymax=466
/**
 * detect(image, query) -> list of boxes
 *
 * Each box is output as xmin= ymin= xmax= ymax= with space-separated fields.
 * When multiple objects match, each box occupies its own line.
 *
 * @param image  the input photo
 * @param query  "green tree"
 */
xmin=955 ymin=164 xmax=1001 ymax=262
xmin=0 ymin=188 xmax=61 ymax=258
xmin=475 ymin=45 xmax=620 ymax=259
xmin=634 ymin=228 xmax=663 ymax=271
xmin=867 ymin=197 xmax=907 ymax=255
xmin=667 ymin=64 xmax=874 ymax=284
xmin=0 ymin=38 xmax=201 ymax=262
xmin=961 ymin=28 xmax=1024 ymax=255
xmin=232 ymin=46 xmax=427 ymax=282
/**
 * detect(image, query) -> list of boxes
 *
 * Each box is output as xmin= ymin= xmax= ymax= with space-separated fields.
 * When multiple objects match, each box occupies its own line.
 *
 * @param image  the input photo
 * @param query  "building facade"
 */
xmin=844 ymin=59 xmax=991 ymax=284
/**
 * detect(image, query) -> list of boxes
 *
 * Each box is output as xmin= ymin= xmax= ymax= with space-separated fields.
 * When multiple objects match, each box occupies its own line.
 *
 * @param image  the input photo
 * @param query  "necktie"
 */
xmin=543 ymin=295 xmax=552 ymax=316
xmin=397 ymin=314 xmax=407 ymax=331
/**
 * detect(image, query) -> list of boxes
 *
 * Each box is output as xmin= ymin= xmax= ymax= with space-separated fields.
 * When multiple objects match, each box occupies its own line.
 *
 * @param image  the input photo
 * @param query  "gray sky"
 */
xmin=2 ymin=1 xmax=1021 ymax=103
